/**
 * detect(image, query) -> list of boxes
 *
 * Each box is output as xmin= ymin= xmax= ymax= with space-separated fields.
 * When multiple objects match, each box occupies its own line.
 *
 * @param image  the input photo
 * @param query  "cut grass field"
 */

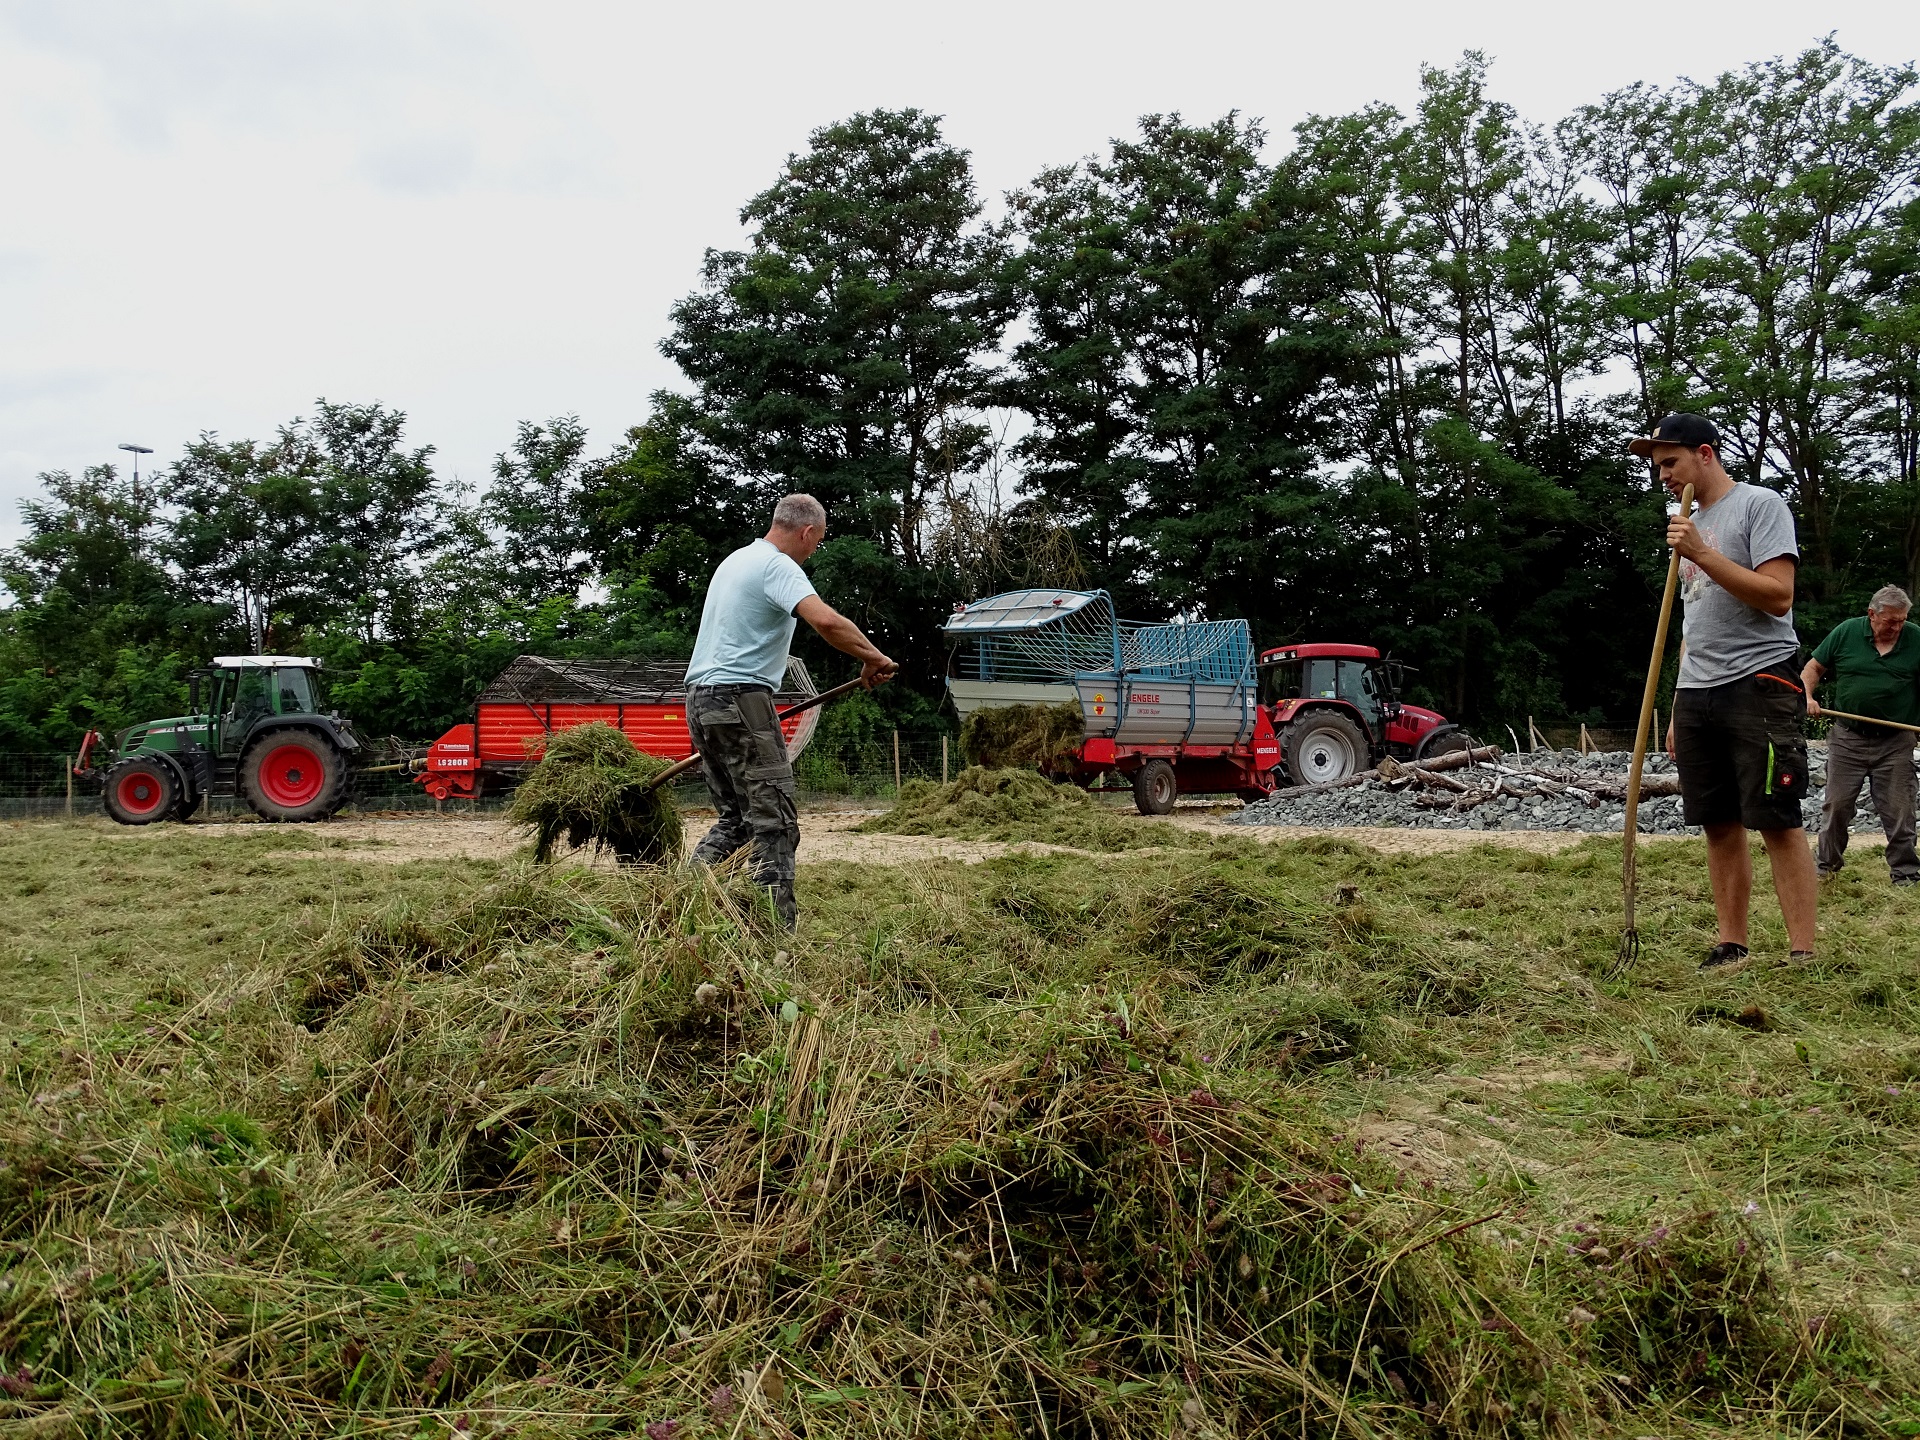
xmin=856 ymin=767 xmax=1208 ymax=852
xmin=2 ymin=817 xmax=1918 ymax=1437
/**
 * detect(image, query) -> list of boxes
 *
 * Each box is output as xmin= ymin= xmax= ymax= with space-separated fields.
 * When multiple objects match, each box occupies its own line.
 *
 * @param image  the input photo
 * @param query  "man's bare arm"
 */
xmin=1801 ymin=657 xmax=1827 ymax=717
xmin=795 ymin=595 xmax=895 ymax=687
xmin=1665 ymin=515 xmax=1796 ymax=616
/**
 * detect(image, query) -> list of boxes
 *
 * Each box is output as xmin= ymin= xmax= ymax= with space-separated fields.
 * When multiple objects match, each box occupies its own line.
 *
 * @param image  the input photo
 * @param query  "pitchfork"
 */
xmin=639 ymin=674 xmax=879 ymax=795
xmin=1615 ymin=482 xmax=1694 ymax=978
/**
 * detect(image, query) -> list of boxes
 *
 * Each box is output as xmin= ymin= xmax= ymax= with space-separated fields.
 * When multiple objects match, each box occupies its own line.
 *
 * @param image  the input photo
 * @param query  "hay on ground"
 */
xmin=958 ymin=700 xmax=1084 ymax=771
xmin=2 ymin=853 xmax=1907 ymax=1439
xmin=856 ymin=764 xmax=1201 ymax=851
xmin=505 ymin=720 xmax=683 ymax=865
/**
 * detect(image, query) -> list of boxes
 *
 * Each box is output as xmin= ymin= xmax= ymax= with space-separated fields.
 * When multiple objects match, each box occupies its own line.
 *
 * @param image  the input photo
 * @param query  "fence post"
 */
xmin=1654 ymin=707 xmax=1661 ymax=752
xmin=65 ymin=755 xmax=73 ymax=818
xmin=893 ymin=729 xmax=901 ymax=797
xmin=1579 ymin=723 xmax=1591 ymax=755
xmin=1527 ymin=715 xmax=1540 ymax=752
xmin=941 ymin=734 xmax=949 ymax=785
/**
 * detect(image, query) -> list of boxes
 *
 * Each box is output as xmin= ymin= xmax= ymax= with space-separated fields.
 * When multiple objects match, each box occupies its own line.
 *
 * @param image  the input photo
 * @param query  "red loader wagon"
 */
xmin=944 ymin=591 xmax=1473 ymax=813
xmin=413 ymin=656 xmax=821 ymax=801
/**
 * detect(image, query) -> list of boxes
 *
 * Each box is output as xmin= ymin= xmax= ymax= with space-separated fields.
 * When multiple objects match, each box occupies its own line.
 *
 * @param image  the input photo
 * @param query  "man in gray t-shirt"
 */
xmin=1630 ymin=413 xmax=1817 ymax=974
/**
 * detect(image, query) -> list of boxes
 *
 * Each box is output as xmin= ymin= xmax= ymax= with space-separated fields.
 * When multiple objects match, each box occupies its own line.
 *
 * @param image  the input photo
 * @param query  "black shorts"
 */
xmin=1672 ymin=662 xmax=1810 ymax=832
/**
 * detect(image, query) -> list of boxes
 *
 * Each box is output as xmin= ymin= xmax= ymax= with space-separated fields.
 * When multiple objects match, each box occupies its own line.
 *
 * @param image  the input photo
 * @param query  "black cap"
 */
xmin=1628 ymin=413 xmax=1721 ymax=459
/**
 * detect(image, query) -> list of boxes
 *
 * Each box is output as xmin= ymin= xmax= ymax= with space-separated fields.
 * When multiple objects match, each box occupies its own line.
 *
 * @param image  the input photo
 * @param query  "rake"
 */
xmin=1616 ymin=482 xmax=1694 ymax=977
xmin=1810 ymin=707 xmax=1920 ymax=736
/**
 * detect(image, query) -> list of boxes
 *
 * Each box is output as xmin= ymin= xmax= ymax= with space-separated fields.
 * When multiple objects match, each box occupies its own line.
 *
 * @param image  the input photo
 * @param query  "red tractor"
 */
xmin=1259 ymin=643 xmax=1475 ymax=787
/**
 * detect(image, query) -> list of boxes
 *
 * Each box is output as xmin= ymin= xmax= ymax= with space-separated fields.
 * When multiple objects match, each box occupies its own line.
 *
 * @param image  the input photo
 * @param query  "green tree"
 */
xmin=1854 ymin=196 xmax=1920 ymax=594
xmin=295 ymin=399 xmax=442 ymax=644
xmin=168 ymin=432 xmax=322 ymax=651
xmin=488 ymin=416 xmax=589 ymax=604
xmin=660 ymin=108 xmax=1012 ymax=691
xmin=1292 ymin=57 xmax=1659 ymax=722
xmin=1689 ymin=43 xmax=1920 ymax=595
xmin=1569 ymin=43 xmax=1920 ymax=605
xmin=1006 ymin=113 xmax=1372 ymax=630
xmin=577 ymin=393 xmax=754 ymax=640
xmin=0 ymin=465 xmax=192 ymax=748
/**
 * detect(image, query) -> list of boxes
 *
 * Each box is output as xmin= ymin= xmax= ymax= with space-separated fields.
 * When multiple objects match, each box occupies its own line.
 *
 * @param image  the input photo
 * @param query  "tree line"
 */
xmin=4 ymin=41 xmax=1916 ymax=753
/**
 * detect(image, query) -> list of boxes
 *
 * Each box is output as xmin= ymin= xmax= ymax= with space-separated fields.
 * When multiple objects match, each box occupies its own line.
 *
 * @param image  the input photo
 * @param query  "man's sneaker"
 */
xmin=1893 ymin=876 xmax=1917 ymax=888
xmin=1699 ymin=942 xmax=1752 ymax=976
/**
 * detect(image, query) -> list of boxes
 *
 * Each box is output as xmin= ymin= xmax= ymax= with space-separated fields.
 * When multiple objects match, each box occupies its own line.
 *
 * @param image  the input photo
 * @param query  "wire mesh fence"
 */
xmin=0 ymin=717 xmax=1711 ymax=822
xmin=0 ymin=733 xmax=990 ymax=821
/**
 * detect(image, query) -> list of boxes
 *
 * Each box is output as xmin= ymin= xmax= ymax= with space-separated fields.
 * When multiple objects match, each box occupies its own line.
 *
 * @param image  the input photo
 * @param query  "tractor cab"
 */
xmin=1258 ymin=644 xmax=1402 ymax=738
xmin=202 ymin=657 xmax=322 ymax=753
xmin=1256 ymin=643 xmax=1469 ymax=785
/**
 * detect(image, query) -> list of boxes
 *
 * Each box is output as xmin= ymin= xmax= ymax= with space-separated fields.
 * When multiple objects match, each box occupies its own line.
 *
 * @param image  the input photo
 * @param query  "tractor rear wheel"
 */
xmin=1283 ymin=711 xmax=1368 ymax=787
xmin=103 ymin=757 xmax=179 ymax=826
xmin=240 ymin=728 xmax=347 ymax=822
xmin=1132 ymin=758 xmax=1178 ymax=816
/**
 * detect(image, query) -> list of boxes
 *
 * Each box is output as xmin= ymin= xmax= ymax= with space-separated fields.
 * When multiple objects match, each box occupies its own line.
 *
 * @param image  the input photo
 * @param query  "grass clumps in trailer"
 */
xmin=505 ymin=720 xmax=684 ymax=865
xmin=957 ymin=699 xmax=1085 ymax=771
xmin=857 ymin=765 xmax=1201 ymax=851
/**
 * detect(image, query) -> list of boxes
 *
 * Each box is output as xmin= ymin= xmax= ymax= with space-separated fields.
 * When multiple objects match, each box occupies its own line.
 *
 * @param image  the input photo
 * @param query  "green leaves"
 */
xmin=659 ymin=108 xmax=1011 ymax=688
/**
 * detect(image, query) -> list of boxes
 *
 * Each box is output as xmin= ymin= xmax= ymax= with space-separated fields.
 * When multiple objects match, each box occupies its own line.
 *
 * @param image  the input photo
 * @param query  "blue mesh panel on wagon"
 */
xmin=1120 ymin=620 xmax=1252 ymax=684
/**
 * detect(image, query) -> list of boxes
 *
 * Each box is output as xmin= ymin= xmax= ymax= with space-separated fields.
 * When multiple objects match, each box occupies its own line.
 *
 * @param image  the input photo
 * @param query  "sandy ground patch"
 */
xmin=67 ymin=805 xmax=1741 ymax=865
xmin=1350 ymin=1050 xmax=1635 ymax=1183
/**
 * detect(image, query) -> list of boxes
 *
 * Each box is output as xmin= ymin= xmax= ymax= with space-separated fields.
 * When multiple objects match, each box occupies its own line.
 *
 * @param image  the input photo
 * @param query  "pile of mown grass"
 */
xmin=506 ymin=720 xmax=683 ymax=865
xmin=4 ymin=836 xmax=1915 ymax=1438
xmin=857 ymin=765 xmax=1201 ymax=851
xmin=959 ymin=700 xmax=1085 ymax=771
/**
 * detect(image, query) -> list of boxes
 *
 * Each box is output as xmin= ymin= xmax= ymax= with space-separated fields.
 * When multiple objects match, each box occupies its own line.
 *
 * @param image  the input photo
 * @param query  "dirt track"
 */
xmin=130 ymin=807 xmax=1640 ymax=866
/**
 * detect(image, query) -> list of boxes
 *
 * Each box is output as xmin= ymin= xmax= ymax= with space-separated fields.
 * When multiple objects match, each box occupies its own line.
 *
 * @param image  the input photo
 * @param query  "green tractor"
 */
xmin=78 ymin=656 xmax=359 ymax=825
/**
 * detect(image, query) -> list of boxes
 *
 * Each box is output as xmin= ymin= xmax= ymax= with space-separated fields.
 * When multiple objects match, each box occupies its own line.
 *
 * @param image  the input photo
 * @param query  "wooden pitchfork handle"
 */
xmin=641 ymin=674 xmax=878 ymax=794
xmin=1622 ymin=483 xmax=1694 ymax=936
xmin=1813 ymin=707 xmax=1920 ymax=736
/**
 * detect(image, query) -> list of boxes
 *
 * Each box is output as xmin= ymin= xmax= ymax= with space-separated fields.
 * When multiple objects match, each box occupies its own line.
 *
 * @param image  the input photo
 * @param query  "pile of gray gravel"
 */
xmin=1232 ymin=746 xmax=1892 ymax=835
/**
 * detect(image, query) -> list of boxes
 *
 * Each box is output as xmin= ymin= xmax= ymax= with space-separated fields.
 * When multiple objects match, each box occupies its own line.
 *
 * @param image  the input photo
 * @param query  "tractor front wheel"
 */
xmin=1132 ymin=758 xmax=1178 ymax=816
xmin=1282 ymin=711 xmax=1368 ymax=787
xmin=241 ymin=728 xmax=347 ymax=822
xmin=1415 ymin=726 xmax=1479 ymax=762
xmin=103 ymin=757 xmax=180 ymax=826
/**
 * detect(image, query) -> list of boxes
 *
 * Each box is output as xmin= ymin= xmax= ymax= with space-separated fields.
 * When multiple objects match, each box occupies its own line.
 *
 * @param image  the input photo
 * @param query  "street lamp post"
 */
xmin=119 ymin=443 xmax=154 ymax=551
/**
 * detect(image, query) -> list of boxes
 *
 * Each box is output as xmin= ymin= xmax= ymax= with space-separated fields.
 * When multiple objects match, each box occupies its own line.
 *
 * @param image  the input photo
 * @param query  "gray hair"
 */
xmin=771 ymin=493 xmax=826 ymax=531
xmin=1870 ymin=585 xmax=1913 ymax=613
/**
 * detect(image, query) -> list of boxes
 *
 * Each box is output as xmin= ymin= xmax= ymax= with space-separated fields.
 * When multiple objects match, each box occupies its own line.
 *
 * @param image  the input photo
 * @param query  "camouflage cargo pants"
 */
xmin=685 ymin=684 xmax=798 ymax=927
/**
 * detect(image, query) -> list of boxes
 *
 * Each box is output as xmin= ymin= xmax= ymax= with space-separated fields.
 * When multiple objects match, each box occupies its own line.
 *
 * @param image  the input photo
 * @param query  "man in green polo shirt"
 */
xmin=1802 ymin=584 xmax=1920 ymax=884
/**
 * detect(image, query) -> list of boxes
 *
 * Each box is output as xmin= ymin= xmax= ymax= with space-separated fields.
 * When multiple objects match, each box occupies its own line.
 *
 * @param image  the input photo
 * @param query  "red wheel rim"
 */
xmin=258 ymin=742 xmax=325 ymax=807
xmin=116 ymin=771 xmax=165 ymax=816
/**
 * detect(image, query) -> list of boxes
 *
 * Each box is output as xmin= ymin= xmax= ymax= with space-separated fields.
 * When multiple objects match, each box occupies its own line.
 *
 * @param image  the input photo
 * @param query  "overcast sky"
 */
xmin=1 ymin=0 xmax=1912 ymax=547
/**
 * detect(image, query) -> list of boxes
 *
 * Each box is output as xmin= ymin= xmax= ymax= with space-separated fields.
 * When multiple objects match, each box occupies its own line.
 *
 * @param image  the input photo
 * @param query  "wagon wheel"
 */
xmin=1132 ymin=758 xmax=1178 ymax=816
xmin=240 ymin=727 xmax=348 ymax=823
xmin=103 ymin=757 xmax=179 ymax=826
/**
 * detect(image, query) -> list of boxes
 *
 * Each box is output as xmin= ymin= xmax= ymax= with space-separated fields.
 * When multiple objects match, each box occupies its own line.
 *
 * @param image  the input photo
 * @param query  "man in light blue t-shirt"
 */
xmin=684 ymin=494 xmax=894 ymax=927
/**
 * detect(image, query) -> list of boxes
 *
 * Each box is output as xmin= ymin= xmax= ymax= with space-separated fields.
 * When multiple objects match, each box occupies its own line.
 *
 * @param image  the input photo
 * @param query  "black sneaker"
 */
xmin=1893 ymin=876 xmax=1917 ymax=888
xmin=1699 ymin=942 xmax=1752 ymax=976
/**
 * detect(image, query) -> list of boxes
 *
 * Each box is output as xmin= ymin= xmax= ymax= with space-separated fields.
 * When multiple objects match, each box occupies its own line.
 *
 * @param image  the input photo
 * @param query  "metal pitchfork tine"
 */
xmin=1613 ymin=482 xmax=1693 ymax=978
